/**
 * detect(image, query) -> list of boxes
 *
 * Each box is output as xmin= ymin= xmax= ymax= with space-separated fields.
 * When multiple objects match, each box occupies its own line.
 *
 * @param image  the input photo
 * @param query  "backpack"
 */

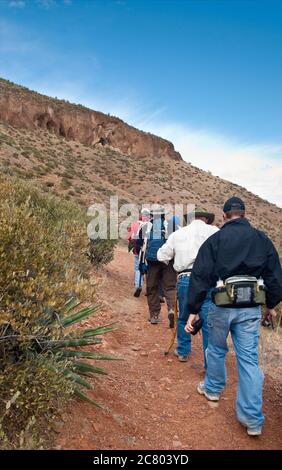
xmin=145 ymin=216 xmax=167 ymax=262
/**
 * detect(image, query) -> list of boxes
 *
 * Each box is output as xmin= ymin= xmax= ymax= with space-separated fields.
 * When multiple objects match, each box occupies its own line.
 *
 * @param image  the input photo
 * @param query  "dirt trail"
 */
xmin=57 ymin=246 xmax=282 ymax=450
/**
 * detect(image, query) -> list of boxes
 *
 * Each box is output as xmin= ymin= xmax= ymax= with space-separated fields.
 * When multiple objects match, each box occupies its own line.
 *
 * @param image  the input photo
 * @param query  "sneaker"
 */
xmin=134 ymin=287 xmax=142 ymax=298
xmin=174 ymin=349 xmax=188 ymax=362
xmin=150 ymin=315 xmax=161 ymax=324
xmin=247 ymin=427 xmax=262 ymax=436
xmin=197 ymin=382 xmax=220 ymax=402
xmin=168 ymin=310 xmax=175 ymax=329
xmin=159 ymin=296 xmax=165 ymax=303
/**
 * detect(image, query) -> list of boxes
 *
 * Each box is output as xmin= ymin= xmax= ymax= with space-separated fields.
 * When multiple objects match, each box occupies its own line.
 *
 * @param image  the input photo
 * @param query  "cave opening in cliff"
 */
xmin=46 ymin=120 xmax=57 ymax=133
xmin=67 ymin=127 xmax=74 ymax=139
xmin=34 ymin=113 xmax=47 ymax=128
xmin=98 ymin=137 xmax=110 ymax=146
xmin=59 ymin=124 xmax=66 ymax=138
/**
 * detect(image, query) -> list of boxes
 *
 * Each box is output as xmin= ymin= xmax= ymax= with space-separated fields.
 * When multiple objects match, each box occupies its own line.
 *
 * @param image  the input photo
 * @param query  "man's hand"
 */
xmin=269 ymin=308 xmax=277 ymax=317
xmin=185 ymin=314 xmax=198 ymax=333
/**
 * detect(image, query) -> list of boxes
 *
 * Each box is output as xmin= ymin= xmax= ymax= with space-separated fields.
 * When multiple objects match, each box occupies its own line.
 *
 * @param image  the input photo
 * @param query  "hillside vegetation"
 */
xmin=0 ymin=177 xmax=116 ymax=448
xmin=0 ymin=119 xmax=281 ymax=254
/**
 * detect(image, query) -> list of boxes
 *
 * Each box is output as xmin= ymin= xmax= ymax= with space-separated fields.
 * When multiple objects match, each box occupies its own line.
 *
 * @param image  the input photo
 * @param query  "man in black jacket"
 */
xmin=185 ymin=197 xmax=282 ymax=436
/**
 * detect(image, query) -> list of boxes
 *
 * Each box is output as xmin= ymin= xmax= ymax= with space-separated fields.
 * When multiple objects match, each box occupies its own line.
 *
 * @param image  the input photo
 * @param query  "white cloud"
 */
xmin=36 ymin=0 xmax=56 ymax=7
xmin=9 ymin=0 xmax=26 ymax=8
xmin=36 ymin=0 xmax=72 ymax=7
xmin=139 ymin=121 xmax=282 ymax=207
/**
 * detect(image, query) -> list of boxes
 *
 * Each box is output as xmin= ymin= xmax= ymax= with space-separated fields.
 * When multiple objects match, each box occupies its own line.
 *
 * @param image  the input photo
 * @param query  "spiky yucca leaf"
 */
xmin=65 ymin=371 xmax=93 ymax=390
xmin=74 ymin=388 xmax=102 ymax=408
xmin=79 ymin=323 xmax=118 ymax=338
xmin=64 ymin=297 xmax=83 ymax=313
xmin=72 ymin=361 xmax=108 ymax=376
xmin=62 ymin=350 xmax=121 ymax=360
xmin=61 ymin=304 xmax=100 ymax=327
xmin=50 ymin=299 xmax=119 ymax=406
xmin=43 ymin=337 xmax=102 ymax=350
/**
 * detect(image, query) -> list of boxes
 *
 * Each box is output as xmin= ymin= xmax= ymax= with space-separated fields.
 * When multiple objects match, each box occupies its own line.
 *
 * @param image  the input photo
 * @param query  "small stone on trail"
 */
xmin=167 ymin=359 xmax=173 ymax=363
xmin=162 ymin=377 xmax=172 ymax=384
xmin=208 ymin=401 xmax=219 ymax=408
xmin=92 ymin=422 xmax=100 ymax=432
xmin=172 ymin=440 xmax=182 ymax=448
xmin=140 ymin=351 xmax=148 ymax=357
xmin=131 ymin=346 xmax=141 ymax=351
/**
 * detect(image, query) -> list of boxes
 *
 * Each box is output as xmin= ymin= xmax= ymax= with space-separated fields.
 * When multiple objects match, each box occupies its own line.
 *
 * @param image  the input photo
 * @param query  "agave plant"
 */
xmin=0 ymin=298 xmax=120 ymax=409
xmin=35 ymin=297 xmax=120 ymax=406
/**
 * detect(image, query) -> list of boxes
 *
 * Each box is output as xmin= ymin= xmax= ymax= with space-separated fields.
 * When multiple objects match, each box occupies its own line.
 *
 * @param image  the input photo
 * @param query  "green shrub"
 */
xmin=0 ymin=177 xmax=117 ymax=448
xmin=61 ymin=177 xmax=72 ymax=189
xmin=88 ymin=238 xmax=116 ymax=267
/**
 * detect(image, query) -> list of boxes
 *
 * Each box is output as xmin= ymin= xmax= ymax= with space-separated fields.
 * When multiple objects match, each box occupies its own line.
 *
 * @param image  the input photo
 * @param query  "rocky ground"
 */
xmin=56 ymin=245 xmax=282 ymax=450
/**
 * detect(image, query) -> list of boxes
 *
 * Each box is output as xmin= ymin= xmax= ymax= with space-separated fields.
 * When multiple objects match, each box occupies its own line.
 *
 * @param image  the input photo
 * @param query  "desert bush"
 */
xmin=60 ymin=178 xmax=72 ymax=190
xmin=88 ymin=238 xmax=116 ymax=267
xmin=0 ymin=177 xmax=117 ymax=448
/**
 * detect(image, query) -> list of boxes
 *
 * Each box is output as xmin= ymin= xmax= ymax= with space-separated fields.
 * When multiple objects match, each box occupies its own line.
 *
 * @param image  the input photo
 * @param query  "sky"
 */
xmin=0 ymin=0 xmax=281 ymax=206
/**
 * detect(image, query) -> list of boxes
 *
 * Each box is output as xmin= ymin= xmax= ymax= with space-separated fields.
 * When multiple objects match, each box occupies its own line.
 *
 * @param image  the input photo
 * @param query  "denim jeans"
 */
xmin=134 ymin=254 xmax=143 ymax=288
xmin=176 ymin=275 xmax=210 ymax=367
xmin=205 ymin=304 xmax=264 ymax=429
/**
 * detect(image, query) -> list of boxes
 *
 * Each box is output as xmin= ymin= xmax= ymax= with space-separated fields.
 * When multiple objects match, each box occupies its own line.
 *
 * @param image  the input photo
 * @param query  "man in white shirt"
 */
xmin=157 ymin=207 xmax=219 ymax=364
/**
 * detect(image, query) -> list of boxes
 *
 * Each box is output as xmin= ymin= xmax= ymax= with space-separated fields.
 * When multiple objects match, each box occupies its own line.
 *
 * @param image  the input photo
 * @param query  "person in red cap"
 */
xmin=127 ymin=208 xmax=150 ymax=297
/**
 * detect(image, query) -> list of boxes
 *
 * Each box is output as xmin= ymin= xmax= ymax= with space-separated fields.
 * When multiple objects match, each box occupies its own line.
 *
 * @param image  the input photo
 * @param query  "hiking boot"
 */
xmin=197 ymin=382 xmax=220 ymax=402
xmin=168 ymin=309 xmax=175 ymax=329
xmin=134 ymin=287 xmax=142 ymax=298
xmin=159 ymin=296 xmax=165 ymax=303
xmin=174 ymin=349 xmax=188 ymax=362
xmin=150 ymin=315 xmax=161 ymax=324
xmin=247 ymin=427 xmax=262 ymax=436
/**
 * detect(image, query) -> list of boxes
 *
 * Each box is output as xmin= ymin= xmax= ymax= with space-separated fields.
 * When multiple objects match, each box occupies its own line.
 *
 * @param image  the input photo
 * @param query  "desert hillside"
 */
xmin=0 ymin=78 xmax=281 ymax=253
xmin=0 ymin=79 xmax=281 ymax=452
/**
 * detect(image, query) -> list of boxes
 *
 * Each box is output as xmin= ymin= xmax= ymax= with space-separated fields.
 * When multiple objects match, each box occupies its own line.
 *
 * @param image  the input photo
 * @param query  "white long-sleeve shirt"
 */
xmin=157 ymin=219 xmax=219 ymax=272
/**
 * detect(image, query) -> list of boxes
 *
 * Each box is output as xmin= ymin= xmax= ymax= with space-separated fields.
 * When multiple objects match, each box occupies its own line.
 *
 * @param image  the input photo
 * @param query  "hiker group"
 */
xmin=127 ymin=197 xmax=282 ymax=436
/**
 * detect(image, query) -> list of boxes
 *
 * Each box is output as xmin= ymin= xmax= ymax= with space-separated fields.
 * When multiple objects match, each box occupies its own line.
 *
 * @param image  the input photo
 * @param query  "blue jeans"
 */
xmin=134 ymin=254 xmax=143 ymax=289
xmin=205 ymin=304 xmax=264 ymax=429
xmin=176 ymin=275 xmax=210 ymax=367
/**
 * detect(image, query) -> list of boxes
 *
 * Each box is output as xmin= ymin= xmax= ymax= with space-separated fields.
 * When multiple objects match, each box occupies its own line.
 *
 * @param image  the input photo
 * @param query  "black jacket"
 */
xmin=188 ymin=218 xmax=282 ymax=313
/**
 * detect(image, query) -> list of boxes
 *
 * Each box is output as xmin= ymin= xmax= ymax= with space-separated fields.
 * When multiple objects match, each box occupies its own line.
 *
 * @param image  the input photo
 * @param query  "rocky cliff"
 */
xmin=0 ymin=80 xmax=281 ymax=254
xmin=0 ymin=79 xmax=181 ymax=161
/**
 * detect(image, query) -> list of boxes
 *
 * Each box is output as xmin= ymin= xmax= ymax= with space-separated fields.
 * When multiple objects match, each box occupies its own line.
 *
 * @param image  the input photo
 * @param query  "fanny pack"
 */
xmin=213 ymin=275 xmax=266 ymax=308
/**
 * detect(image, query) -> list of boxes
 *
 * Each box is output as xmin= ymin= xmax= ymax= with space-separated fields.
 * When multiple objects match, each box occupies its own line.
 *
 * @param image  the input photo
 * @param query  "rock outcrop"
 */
xmin=0 ymin=79 xmax=182 ymax=161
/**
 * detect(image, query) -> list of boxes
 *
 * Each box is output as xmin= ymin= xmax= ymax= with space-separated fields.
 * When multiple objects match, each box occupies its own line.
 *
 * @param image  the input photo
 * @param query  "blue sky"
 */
xmin=0 ymin=0 xmax=282 ymax=206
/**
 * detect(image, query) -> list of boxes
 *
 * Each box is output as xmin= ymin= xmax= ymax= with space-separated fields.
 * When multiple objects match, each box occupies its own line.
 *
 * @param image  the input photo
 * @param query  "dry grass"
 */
xmin=0 ymin=122 xmax=281 ymax=256
xmin=260 ymin=317 xmax=282 ymax=384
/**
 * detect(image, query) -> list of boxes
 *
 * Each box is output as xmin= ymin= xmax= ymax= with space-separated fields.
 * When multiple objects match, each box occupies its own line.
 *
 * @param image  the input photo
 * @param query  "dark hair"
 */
xmin=225 ymin=210 xmax=245 ymax=219
xmin=195 ymin=215 xmax=208 ymax=222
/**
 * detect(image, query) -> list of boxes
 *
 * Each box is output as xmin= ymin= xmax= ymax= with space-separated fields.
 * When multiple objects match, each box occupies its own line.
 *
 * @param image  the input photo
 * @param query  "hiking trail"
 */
xmin=56 ymin=245 xmax=282 ymax=450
